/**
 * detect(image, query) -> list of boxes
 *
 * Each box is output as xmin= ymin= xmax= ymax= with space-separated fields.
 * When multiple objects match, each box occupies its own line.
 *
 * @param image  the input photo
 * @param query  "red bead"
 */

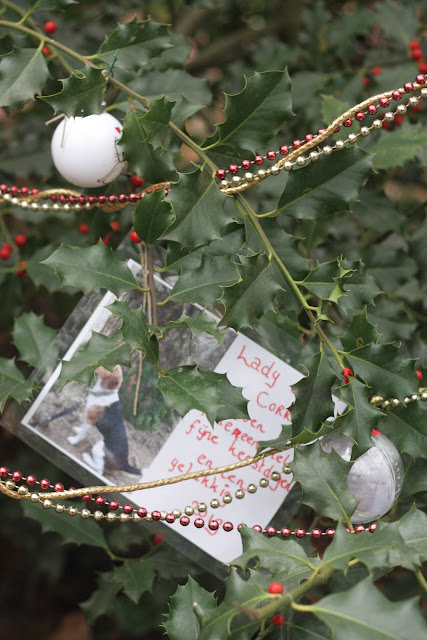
xmin=416 ymin=74 xmax=426 ymax=85
xmin=153 ymin=534 xmax=164 ymax=545
xmin=354 ymin=525 xmax=365 ymax=534
xmin=107 ymin=195 xmax=117 ymax=204
xmin=404 ymin=82 xmax=414 ymax=93
xmin=392 ymin=90 xmax=402 ymax=101
xmin=343 ymin=118 xmax=353 ymax=127
xmin=180 ymin=515 xmax=190 ymax=526
xmin=266 ymin=526 xmax=277 ymax=537
xmin=17 ymin=260 xmax=27 ymax=277
xmin=326 ymin=528 xmax=335 ymax=538
xmin=88 ymin=195 xmax=98 ymax=204
xmin=109 ymin=500 xmax=119 ymax=510
xmin=371 ymin=66 xmax=382 ymax=76
xmin=123 ymin=504 xmax=133 ymax=514
xmin=20 ymin=187 xmax=28 ymax=196
xmin=367 ymin=105 xmax=377 ymax=115
xmin=368 ymin=523 xmax=377 ymax=533
xmin=412 ymin=48 xmax=423 ymax=61
xmin=295 ymin=528 xmax=306 ymax=538
xmin=268 ymin=582 xmax=284 ymax=594
xmin=305 ymin=134 xmax=314 ymax=142
xmin=95 ymin=496 xmax=105 ymax=507
xmin=68 ymin=195 xmax=76 ymax=204
xmin=10 ymin=186 xmax=18 ymax=195
xmin=355 ymin=111 xmax=365 ymax=121
xmin=237 ymin=524 xmax=244 ymax=532
xmin=292 ymin=140 xmax=301 ymax=150
xmin=82 ymin=493 xmax=92 ymax=502
xmin=42 ymin=46 xmax=52 ymax=57
xmin=209 ymin=520 xmax=219 ymax=531
xmin=333 ymin=126 xmax=340 ymax=133
xmin=12 ymin=471 xmax=22 ymax=482
xmin=130 ymin=230 xmax=142 ymax=243
xmin=68 ymin=487 xmax=76 ymax=492
xmin=362 ymin=76 xmax=370 ymax=87
xmin=311 ymin=528 xmax=322 ymax=539
xmin=31 ymin=189 xmax=39 ymax=195
xmin=0 ymin=184 xmax=8 ymax=193
xmin=26 ymin=475 xmax=36 ymax=486
xmin=118 ymin=194 xmax=128 ymax=204
xmin=78 ymin=223 xmax=89 ymax=234
xmin=241 ymin=160 xmax=251 ymax=169
xmin=130 ymin=174 xmax=144 ymax=188
xmin=410 ymin=39 xmax=420 ymax=50
xmin=194 ymin=518 xmax=204 ymax=528
xmin=216 ymin=169 xmax=226 ymax=180
xmin=137 ymin=507 xmax=147 ymax=518
xmin=54 ymin=483 xmax=64 ymax=492
xmin=280 ymin=527 xmax=291 ymax=538
xmin=254 ymin=155 xmax=264 ymax=165
xmin=228 ymin=164 xmax=238 ymax=174
xmin=379 ymin=97 xmax=390 ymax=108
xmin=98 ymin=195 xmax=107 ymax=204
xmin=272 ymin=614 xmax=285 ymax=627
xmin=40 ymin=478 xmax=50 ymax=489
xmin=223 ymin=522 xmax=233 ymax=532
xmin=128 ymin=193 xmax=139 ymax=203
xmin=418 ymin=62 xmax=427 ymax=74
xmin=253 ymin=525 xmax=263 ymax=533
xmin=151 ymin=510 xmax=161 ymax=520
xmin=165 ymin=513 xmax=175 ymax=523
xmin=266 ymin=150 xmax=276 ymax=160
xmin=59 ymin=194 xmax=67 ymax=204
xmin=44 ymin=20 xmax=57 ymax=34
xmin=317 ymin=128 xmax=326 ymax=135
xmin=279 ymin=145 xmax=289 ymax=155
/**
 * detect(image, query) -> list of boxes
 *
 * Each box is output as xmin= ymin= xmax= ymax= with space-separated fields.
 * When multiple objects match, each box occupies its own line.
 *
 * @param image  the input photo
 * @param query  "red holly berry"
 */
xmin=371 ymin=66 xmax=382 ymax=76
xmin=394 ymin=114 xmax=404 ymax=126
xmin=418 ymin=61 xmax=427 ymax=73
xmin=110 ymin=220 xmax=120 ymax=233
xmin=153 ymin=534 xmax=164 ymax=545
xmin=272 ymin=614 xmax=285 ymax=626
xmin=410 ymin=39 xmax=421 ymax=50
xmin=343 ymin=367 xmax=354 ymax=384
xmin=130 ymin=230 xmax=142 ymax=243
xmin=44 ymin=21 xmax=57 ymax=34
xmin=42 ymin=46 xmax=52 ymax=57
xmin=301 ymin=337 xmax=306 ymax=346
xmin=412 ymin=104 xmax=422 ymax=112
xmin=78 ymin=223 xmax=89 ymax=234
xmin=416 ymin=370 xmax=423 ymax=382
xmin=16 ymin=260 xmax=27 ymax=276
xmin=130 ymin=175 xmax=144 ymax=188
xmin=382 ymin=120 xmax=391 ymax=129
xmin=101 ymin=234 xmax=110 ymax=245
xmin=0 ymin=243 xmax=12 ymax=260
xmin=362 ymin=76 xmax=370 ymax=87
xmin=412 ymin=48 xmax=423 ymax=61
xmin=268 ymin=582 xmax=284 ymax=595
xmin=14 ymin=234 xmax=27 ymax=246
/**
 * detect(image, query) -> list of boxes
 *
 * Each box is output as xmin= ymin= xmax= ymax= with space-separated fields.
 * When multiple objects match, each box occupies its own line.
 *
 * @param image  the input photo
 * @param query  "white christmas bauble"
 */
xmin=51 ymin=113 xmax=126 ymax=188
xmin=320 ymin=431 xmax=403 ymax=524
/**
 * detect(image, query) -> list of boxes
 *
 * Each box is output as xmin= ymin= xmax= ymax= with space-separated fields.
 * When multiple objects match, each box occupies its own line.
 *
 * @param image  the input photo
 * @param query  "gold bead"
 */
xmin=222 ymin=494 xmax=232 ymax=504
xmin=244 ymin=172 xmax=254 ymax=182
xmin=396 ymin=104 xmax=407 ymax=114
xmin=197 ymin=503 xmax=207 ymax=513
xmin=5 ymin=480 xmax=15 ymax=490
xmin=210 ymin=499 xmax=220 ymax=509
xmin=283 ymin=465 xmax=292 ymax=474
xmin=257 ymin=169 xmax=266 ymax=179
xmin=295 ymin=155 xmax=306 ymax=166
xmin=219 ymin=180 xmax=229 ymax=189
xmin=81 ymin=509 xmax=91 ymax=519
xmin=421 ymin=391 xmax=427 ymax=400
xmin=94 ymin=510 xmax=104 ymax=521
xmin=235 ymin=489 xmax=245 ymax=499
xmin=231 ymin=175 xmax=241 ymax=185
xmin=335 ymin=140 xmax=345 ymax=149
xmin=409 ymin=96 xmax=419 ymax=106
xmin=30 ymin=493 xmax=39 ymax=503
xmin=370 ymin=396 xmax=384 ymax=405
xmin=392 ymin=398 xmax=400 ymax=407
xmin=55 ymin=504 xmax=65 ymax=513
xmin=106 ymin=512 xmax=116 ymax=522
xmin=309 ymin=151 xmax=319 ymax=161
xmin=384 ymin=112 xmax=395 ymax=122
xmin=160 ymin=511 xmax=167 ymax=520
xmin=347 ymin=133 xmax=357 ymax=143
xmin=283 ymin=161 xmax=293 ymax=171
xmin=172 ymin=508 xmax=182 ymax=518
xmin=68 ymin=506 xmax=78 ymax=516
xmin=184 ymin=506 xmax=194 ymax=516
xmin=382 ymin=400 xmax=390 ymax=408
xmin=412 ymin=394 xmax=419 ymax=401
xmin=119 ymin=513 xmax=129 ymax=523
xmin=132 ymin=513 xmax=142 ymax=522
xmin=420 ymin=87 xmax=427 ymax=98
xmin=372 ymin=119 xmax=382 ymax=129
xmin=322 ymin=145 xmax=333 ymax=155
xmin=270 ymin=165 xmax=280 ymax=175
xmin=259 ymin=478 xmax=269 ymax=488
xmin=271 ymin=471 xmax=281 ymax=481
xmin=43 ymin=499 xmax=52 ymax=509
xmin=360 ymin=126 xmax=370 ymax=136
xmin=247 ymin=484 xmax=257 ymax=494
xmin=145 ymin=512 xmax=153 ymax=521
xmin=17 ymin=485 xmax=28 ymax=496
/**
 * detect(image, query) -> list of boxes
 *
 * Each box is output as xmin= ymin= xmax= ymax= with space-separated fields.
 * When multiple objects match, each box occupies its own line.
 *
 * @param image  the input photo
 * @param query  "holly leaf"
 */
xmin=401 ymin=458 xmax=427 ymax=498
xmin=346 ymin=343 xmax=418 ymax=401
xmin=107 ymin=301 xmax=159 ymax=365
xmin=163 ymin=576 xmax=217 ymax=640
xmin=58 ymin=332 xmax=132 ymax=386
xmin=261 ymin=219 xmax=310 ymax=280
xmin=41 ymin=66 xmax=106 ymax=116
xmin=289 ymin=351 xmax=336 ymax=437
xmin=133 ymin=190 xmax=174 ymax=246
xmin=163 ymin=169 xmax=236 ymax=250
xmin=21 ymin=499 xmax=108 ymax=549
xmin=398 ymin=506 xmax=427 ymax=563
xmin=275 ymin=147 xmax=373 ymax=220
xmin=369 ymin=124 xmax=427 ymax=170
xmin=137 ymin=97 xmax=175 ymax=149
xmin=98 ymin=18 xmax=173 ymax=71
xmin=302 ymin=259 xmax=345 ymax=303
xmin=13 ymin=312 xmax=59 ymax=374
xmin=112 ymin=558 xmax=156 ymax=604
xmin=309 ymin=578 xmax=427 ymax=639
xmin=0 ymin=358 xmax=33 ymax=411
xmin=215 ymin=375 xmax=250 ymax=421
xmin=220 ymin=254 xmax=283 ymax=331
xmin=158 ymin=311 xmax=225 ymax=347
xmin=321 ymin=95 xmax=350 ymax=140
xmin=336 ymin=379 xmax=383 ymax=456
xmin=169 ymin=251 xmax=239 ymax=307
xmin=205 ymin=69 xmax=293 ymax=155
xmin=81 ymin=572 xmax=121 ymax=624
xmin=338 ymin=259 xmax=382 ymax=313
xmin=0 ymin=47 xmax=50 ymax=109
xmin=379 ymin=401 xmax=427 ymax=459
xmin=290 ymin=441 xmax=359 ymax=522
xmin=375 ymin=0 xmax=419 ymax=44
xmin=158 ymin=366 xmax=247 ymax=425
xmin=120 ymin=110 xmax=177 ymax=185
xmin=42 ymin=242 xmax=139 ymax=296
xmin=198 ymin=570 xmax=266 ymax=640
xmin=341 ymin=308 xmax=379 ymax=352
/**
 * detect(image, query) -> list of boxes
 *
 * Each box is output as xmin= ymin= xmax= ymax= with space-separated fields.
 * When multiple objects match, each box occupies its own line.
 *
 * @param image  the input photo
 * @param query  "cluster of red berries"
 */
xmin=0 ymin=234 xmax=27 ymax=275
xmin=78 ymin=220 xmax=121 ymax=244
xmin=41 ymin=20 xmax=57 ymax=57
xmin=268 ymin=583 xmax=286 ymax=626
xmin=410 ymin=39 xmax=427 ymax=71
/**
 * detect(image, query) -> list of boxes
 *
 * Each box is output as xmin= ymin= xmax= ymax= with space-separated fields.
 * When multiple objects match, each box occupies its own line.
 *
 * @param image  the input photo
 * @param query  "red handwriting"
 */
xmin=256 ymin=391 xmax=291 ymax=421
xmin=237 ymin=344 xmax=281 ymax=389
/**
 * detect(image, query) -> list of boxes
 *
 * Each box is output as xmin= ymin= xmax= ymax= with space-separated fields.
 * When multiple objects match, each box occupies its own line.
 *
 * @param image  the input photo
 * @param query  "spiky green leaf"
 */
xmin=41 ymin=66 xmax=106 ymax=116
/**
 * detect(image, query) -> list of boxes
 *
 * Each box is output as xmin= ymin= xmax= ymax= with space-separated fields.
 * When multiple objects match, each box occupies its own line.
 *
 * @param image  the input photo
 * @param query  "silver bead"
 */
xmin=81 ymin=508 xmax=91 ymax=519
xmin=247 ymin=484 xmax=257 ymax=494
xmin=68 ymin=506 xmax=78 ymax=516
xmin=322 ymin=145 xmax=333 ymax=155
xmin=372 ymin=119 xmax=382 ymax=129
xmin=409 ymin=96 xmax=419 ymax=106
xmin=219 ymin=180 xmax=229 ymax=189
xmin=85 ymin=202 xmax=92 ymax=209
xmin=43 ymin=499 xmax=52 ymax=509
xmin=244 ymin=172 xmax=254 ymax=182
xmin=74 ymin=204 xmax=81 ymax=211
xmin=160 ymin=511 xmax=167 ymax=520
xmin=52 ymin=203 xmax=60 ymax=211
xmin=210 ymin=498 xmax=220 ymax=509
xmin=271 ymin=471 xmax=281 ymax=481
xmin=63 ymin=204 xmax=71 ymax=211
xmin=283 ymin=465 xmax=292 ymax=474
xmin=384 ymin=112 xmax=395 ymax=122
xmin=231 ymin=175 xmax=241 ymax=185
xmin=396 ymin=104 xmax=407 ymax=114
xmin=360 ymin=126 xmax=370 ymax=136
xmin=106 ymin=512 xmax=116 ymax=522
xmin=412 ymin=394 xmax=419 ymax=401
xmin=94 ymin=510 xmax=104 ymax=521
xmin=55 ymin=504 xmax=65 ymax=513
xmin=5 ymin=480 xmax=15 ymax=490
xmin=222 ymin=493 xmax=232 ymax=504
xmin=3 ymin=193 xmax=10 ymax=200
xmin=309 ymin=151 xmax=319 ymax=161
xmin=197 ymin=503 xmax=207 ymax=513
xmin=392 ymin=398 xmax=400 ymax=407
xmin=259 ymin=478 xmax=269 ymax=488
xmin=257 ymin=169 xmax=266 ymax=179
xmin=235 ymin=489 xmax=245 ymax=499
xmin=41 ymin=203 xmax=50 ymax=211
xmin=184 ymin=505 xmax=194 ymax=516
xmin=11 ymin=197 xmax=19 ymax=205
xmin=270 ymin=165 xmax=280 ymax=176
xmin=17 ymin=485 xmax=28 ymax=496
xmin=382 ymin=400 xmax=390 ymax=408
xmin=421 ymin=391 xmax=427 ymax=400
xmin=172 ymin=508 xmax=182 ymax=518
xmin=283 ymin=161 xmax=293 ymax=171
xmin=119 ymin=513 xmax=129 ymax=523
xmin=31 ymin=202 xmax=39 ymax=210
xmin=20 ymin=201 xmax=29 ymax=209
xmin=404 ymin=397 xmax=411 ymax=404
xmin=132 ymin=513 xmax=142 ymax=522
xmin=30 ymin=493 xmax=39 ymax=503
xmin=335 ymin=140 xmax=346 ymax=149
xmin=347 ymin=133 xmax=358 ymax=143
xmin=295 ymin=155 xmax=306 ymax=166
xmin=420 ymin=87 xmax=427 ymax=98
xmin=145 ymin=512 xmax=153 ymax=521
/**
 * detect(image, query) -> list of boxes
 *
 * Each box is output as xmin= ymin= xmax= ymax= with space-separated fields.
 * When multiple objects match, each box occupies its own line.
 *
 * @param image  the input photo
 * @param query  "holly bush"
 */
xmin=0 ymin=1 xmax=426 ymax=638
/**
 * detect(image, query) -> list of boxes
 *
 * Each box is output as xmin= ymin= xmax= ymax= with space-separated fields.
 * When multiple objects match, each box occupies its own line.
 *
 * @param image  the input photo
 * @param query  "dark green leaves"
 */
xmin=276 ymin=147 xmax=373 ymax=220
xmin=336 ymin=378 xmax=383 ymax=456
xmin=41 ymin=66 xmax=107 ymax=116
xmin=112 ymin=559 xmax=156 ymax=604
xmin=133 ymin=191 xmax=174 ymax=245
xmin=368 ymin=124 xmax=427 ymax=170
xmin=0 ymin=47 xmax=50 ymax=109
xmin=291 ymin=441 xmax=359 ymax=522
xmin=380 ymin=401 xmax=427 ymax=459
xmin=42 ymin=243 xmax=139 ymax=295
xmin=158 ymin=311 xmax=225 ymax=347
xmin=137 ymin=97 xmax=175 ymax=149
xmin=0 ymin=358 xmax=33 ymax=411
xmin=163 ymin=169 xmax=235 ymax=250
xmin=164 ymin=577 xmax=216 ymax=640
xmin=108 ymin=300 xmax=159 ymax=365
xmin=205 ymin=69 xmax=293 ymax=155
xmin=13 ymin=312 xmax=59 ymax=374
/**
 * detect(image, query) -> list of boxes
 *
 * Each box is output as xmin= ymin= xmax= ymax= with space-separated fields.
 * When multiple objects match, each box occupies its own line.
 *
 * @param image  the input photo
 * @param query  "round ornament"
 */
xmin=51 ymin=113 xmax=126 ymax=188
xmin=320 ymin=431 xmax=403 ymax=524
